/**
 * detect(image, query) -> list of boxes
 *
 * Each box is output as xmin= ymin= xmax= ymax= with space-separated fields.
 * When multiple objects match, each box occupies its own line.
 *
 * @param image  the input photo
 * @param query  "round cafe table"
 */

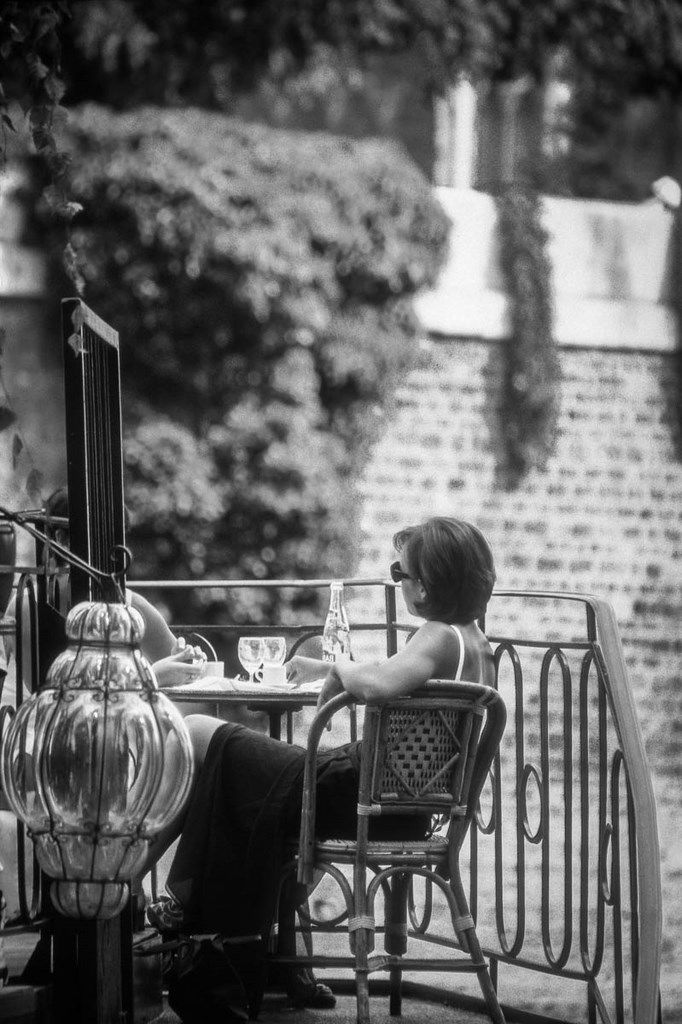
xmin=166 ymin=679 xmax=321 ymax=740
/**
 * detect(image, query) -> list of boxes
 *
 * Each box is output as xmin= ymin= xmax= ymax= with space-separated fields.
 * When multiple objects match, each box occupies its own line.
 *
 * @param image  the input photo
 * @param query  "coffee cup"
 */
xmin=201 ymin=661 xmax=224 ymax=678
xmin=261 ymin=663 xmax=287 ymax=686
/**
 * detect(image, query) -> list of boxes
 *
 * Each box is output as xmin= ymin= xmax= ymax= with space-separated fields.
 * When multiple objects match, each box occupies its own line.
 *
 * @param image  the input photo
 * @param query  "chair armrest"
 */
xmin=467 ymin=687 xmax=507 ymax=821
xmin=297 ymin=691 xmax=357 ymax=884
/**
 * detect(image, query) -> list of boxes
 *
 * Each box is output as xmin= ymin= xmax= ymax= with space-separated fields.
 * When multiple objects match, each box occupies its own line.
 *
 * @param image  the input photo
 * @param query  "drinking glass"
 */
xmin=261 ymin=636 xmax=287 ymax=685
xmin=237 ymin=637 xmax=264 ymax=685
xmin=261 ymin=636 xmax=286 ymax=667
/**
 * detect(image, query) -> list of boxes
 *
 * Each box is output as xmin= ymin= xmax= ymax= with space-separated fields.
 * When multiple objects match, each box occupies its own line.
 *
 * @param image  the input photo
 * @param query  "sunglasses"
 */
xmin=389 ymin=560 xmax=413 ymax=583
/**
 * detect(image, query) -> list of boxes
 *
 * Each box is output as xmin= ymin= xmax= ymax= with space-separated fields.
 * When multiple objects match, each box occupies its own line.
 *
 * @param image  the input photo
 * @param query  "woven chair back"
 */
xmin=360 ymin=682 xmax=503 ymax=820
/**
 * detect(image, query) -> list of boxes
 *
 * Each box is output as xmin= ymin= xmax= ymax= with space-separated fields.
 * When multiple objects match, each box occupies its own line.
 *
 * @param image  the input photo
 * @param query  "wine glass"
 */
xmin=237 ymin=637 xmax=264 ymax=685
xmin=262 ymin=636 xmax=286 ymax=668
xmin=261 ymin=636 xmax=287 ymax=685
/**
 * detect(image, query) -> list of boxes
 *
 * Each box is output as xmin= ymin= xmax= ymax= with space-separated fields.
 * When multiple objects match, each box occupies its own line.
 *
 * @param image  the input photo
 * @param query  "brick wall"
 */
xmin=352 ymin=337 xmax=682 ymax=769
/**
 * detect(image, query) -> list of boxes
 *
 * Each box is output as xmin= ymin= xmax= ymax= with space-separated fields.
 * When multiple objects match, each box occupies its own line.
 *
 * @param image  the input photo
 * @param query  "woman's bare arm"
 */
xmin=154 ymin=648 xmax=207 ymax=688
xmin=321 ymin=621 xmax=460 ymax=705
xmin=285 ymin=655 xmax=328 ymax=685
xmin=127 ymin=590 xmax=177 ymax=662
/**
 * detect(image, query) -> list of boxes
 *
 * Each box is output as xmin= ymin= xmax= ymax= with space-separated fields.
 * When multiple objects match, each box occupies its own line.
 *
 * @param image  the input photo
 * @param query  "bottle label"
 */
xmin=322 ymin=635 xmax=351 ymax=663
xmin=322 ymin=581 xmax=351 ymax=664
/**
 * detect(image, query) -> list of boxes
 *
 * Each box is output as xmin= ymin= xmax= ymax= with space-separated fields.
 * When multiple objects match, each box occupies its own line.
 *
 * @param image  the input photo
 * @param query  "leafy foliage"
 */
xmin=3 ymin=2 xmax=679 ymax=231
xmin=4 ymin=1 xmax=682 ymax=274
xmin=49 ymin=106 xmax=449 ymax=622
xmin=0 ymin=0 xmax=676 ymax=134
xmin=59 ymin=0 xmax=682 ymax=106
xmin=4 ymin=0 xmax=678 ymax=537
xmin=496 ymin=183 xmax=558 ymax=485
xmin=0 ymin=1 xmax=83 ymax=284
xmin=0 ymin=2 xmax=69 ymax=163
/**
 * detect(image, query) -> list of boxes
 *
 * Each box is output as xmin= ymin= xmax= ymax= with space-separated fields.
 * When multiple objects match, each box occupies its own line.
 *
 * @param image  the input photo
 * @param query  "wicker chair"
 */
xmin=274 ymin=681 xmax=507 ymax=1024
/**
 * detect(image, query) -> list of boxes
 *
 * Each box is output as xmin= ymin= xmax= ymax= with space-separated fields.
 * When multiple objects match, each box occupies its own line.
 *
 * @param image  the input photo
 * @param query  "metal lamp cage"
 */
xmin=0 ymin=512 xmax=194 ymax=920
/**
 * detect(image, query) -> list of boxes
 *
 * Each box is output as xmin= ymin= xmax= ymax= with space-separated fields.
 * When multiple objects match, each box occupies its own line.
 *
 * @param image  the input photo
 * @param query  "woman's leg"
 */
xmin=137 ymin=714 xmax=225 ymax=880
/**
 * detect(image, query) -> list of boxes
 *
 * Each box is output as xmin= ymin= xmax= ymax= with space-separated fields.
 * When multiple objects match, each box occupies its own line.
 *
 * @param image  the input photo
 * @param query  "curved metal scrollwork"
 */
xmin=492 ymin=640 xmax=525 ymax=959
xmin=539 ymin=645 xmax=573 ymax=971
xmin=520 ymin=763 xmax=543 ymax=844
xmin=579 ymin=648 xmax=607 ymax=978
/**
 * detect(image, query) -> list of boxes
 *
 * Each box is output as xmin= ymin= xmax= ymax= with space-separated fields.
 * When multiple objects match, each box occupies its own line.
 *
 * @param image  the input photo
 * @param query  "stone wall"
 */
xmin=351 ymin=338 xmax=681 ymax=768
xmin=349 ymin=187 xmax=680 ymax=772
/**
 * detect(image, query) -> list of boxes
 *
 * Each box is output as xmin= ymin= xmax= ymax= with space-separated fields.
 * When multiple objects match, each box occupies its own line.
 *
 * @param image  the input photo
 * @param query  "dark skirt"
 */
xmin=166 ymin=722 xmax=427 ymax=939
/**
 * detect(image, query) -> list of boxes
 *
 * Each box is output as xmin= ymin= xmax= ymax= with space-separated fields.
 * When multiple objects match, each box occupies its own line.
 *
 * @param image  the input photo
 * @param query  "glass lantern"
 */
xmin=0 ymin=601 xmax=195 ymax=919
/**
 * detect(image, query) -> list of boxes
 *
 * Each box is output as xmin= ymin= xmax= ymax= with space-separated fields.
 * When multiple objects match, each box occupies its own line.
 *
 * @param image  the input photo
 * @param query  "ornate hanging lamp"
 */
xmin=1 ymin=599 xmax=194 ymax=919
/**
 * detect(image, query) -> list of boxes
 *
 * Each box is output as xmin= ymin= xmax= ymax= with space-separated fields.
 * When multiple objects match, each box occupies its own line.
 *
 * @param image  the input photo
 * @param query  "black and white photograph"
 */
xmin=0 ymin=3 xmax=679 ymax=1023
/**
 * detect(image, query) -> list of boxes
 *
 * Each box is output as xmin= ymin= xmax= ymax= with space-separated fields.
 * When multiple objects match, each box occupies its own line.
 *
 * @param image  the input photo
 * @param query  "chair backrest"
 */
xmin=296 ymin=681 xmax=506 ymax=884
xmin=61 ymin=297 xmax=126 ymax=604
xmin=357 ymin=681 xmax=506 ymax=824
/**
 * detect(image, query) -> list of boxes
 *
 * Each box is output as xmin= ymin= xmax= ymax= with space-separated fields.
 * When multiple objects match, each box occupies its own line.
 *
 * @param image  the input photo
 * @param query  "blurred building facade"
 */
xmin=234 ymin=50 xmax=682 ymax=200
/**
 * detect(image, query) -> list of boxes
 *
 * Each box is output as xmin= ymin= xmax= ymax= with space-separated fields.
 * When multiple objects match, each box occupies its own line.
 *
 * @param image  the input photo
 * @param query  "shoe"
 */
xmin=285 ymin=967 xmax=336 ymax=1009
xmin=146 ymin=895 xmax=184 ymax=936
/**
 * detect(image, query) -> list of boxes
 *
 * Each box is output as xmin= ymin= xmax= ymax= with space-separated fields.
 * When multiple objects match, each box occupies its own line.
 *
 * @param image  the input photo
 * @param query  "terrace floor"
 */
xmin=3 ymin=932 xmax=494 ymax=1024
xmin=152 ymin=990 xmax=489 ymax=1024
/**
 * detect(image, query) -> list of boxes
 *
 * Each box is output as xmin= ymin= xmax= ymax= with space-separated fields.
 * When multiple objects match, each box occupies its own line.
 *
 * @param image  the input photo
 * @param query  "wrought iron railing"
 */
xmin=0 ymin=577 xmax=662 ymax=1024
xmin=472 ymin=591 xmax=661 ymax=1024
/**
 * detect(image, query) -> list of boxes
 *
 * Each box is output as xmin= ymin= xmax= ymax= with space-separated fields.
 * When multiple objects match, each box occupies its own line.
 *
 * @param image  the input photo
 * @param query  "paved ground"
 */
xmin=150 ymin=989 xmax=488 ymax=1024
xmin=3 ymin=933 xmax=494 ymax=1024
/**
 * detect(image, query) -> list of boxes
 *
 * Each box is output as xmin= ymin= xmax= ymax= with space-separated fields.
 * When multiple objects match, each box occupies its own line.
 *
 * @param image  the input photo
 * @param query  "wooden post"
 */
xmin=52 ymin=915 xmax=127 ymax=1024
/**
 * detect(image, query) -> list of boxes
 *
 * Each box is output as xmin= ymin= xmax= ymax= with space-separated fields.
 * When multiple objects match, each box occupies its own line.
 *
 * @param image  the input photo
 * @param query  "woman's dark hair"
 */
xmin=392 ymin=517 xmax=496 ymax=623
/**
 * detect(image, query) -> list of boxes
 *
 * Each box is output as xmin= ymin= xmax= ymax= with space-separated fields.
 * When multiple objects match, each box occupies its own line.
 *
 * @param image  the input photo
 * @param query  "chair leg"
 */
xmin=465 ymin=926 xmax=505 ymax=1024
xmin=298 ymin=894 xmax=314 ymax=959
xmin=388 ymin=967 xmax=401 ymax=1017
xmin=352 ymin=837 xmax=372 ymax=1024
xmin=448 ymin=871 xmax=505 ymax=1024
xmin=385 ymin=873 xmax=409 ymax=1016
xmin=352 ymin=921 xmax=371 ymax=1024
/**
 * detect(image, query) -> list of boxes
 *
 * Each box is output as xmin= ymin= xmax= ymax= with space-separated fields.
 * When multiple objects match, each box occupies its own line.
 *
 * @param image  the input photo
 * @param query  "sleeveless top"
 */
xmin=451 ymin=623 xmax=465 ymax=682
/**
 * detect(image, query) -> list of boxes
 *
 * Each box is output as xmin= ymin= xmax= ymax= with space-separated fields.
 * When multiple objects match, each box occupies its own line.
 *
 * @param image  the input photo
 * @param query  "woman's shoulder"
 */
xmin=416 ymin=620 xmax=493 ymax=683
xmin=412 ymin=619 xmax=459 ymax=642
xmin=454 ymin=621 xmax=494 ymax=659
xmin=409 ymin=619 xmax=462 ymax=658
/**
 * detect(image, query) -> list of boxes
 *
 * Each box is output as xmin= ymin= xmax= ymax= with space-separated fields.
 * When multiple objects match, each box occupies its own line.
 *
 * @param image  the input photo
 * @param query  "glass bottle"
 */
xmin=322 ymin=581 xmax=351 ymax=663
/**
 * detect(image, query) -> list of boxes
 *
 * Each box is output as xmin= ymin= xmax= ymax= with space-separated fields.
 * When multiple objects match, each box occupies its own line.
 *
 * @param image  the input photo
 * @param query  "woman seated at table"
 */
xmin=146 ymin=516 xmax=496 ymax=1023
